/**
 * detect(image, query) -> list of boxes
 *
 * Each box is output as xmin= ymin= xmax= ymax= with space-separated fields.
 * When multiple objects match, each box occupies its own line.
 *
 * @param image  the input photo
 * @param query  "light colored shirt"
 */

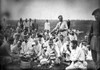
xmin=17 ymin=22 xmax=20 ymax=27
xmin=45 ymin=42 xmax=57 ymax=58
xmin=20 ymin=41 xmax=29 ymax=54
xmin=23 ymin=21 xmax=30 ymax=28
xmin=55 ymin=40 xmax=66 ymax=57
xmin=52 ymin=21 xmax=68 ymax=31
xmin=52 ymin=21 xmax=68 ymax=36
xmin=70 ymin=47 xmax=85 ymax=61
xmin=44 ymin=22 xmax=50 ymax=31
xmin=60 ymin=41 xmax=70 ymax=54
xmin=26 ymin=38 xmax=35 ymax=54
xmin=33 ymin=42 xmax=42 ymax=56
xmin=29 ymin=21 xmax=33 ymax=27
xmin=10 ymin=44 xmax=17 ymax=53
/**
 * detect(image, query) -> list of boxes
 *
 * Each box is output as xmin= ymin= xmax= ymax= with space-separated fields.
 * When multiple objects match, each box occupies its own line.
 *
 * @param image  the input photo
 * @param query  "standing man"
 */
xmin=51 ymin=15 xmax=68 ymax=37
xmin=16 ymin=18 xmax=23 ymax=32
xmin=29 ymin=18 xmax=33 ymax=31
xmin=23 ymin=19 xmax=29 ymax=30
xmin=44 ymin=19 xmax=50 ymax=32
xmin=88 ymin=8 xmax=100 ymax=70
xmin=32 ymin=19 xmax=38 ymax=32
xmin=67 ymin=19 xmax=71 ymax=29
xmin=1 ymin=16 xmax=7 ymax=30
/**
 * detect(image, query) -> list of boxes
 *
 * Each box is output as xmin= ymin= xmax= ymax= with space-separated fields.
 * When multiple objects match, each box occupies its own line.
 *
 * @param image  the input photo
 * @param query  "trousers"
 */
xmin=91 ymin=50 xmax=100 ymax=69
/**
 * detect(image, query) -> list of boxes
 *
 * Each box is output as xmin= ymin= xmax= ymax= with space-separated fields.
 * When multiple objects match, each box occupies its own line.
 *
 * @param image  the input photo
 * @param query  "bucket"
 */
xmin=20 ymin=60 xmax=31 ymax=69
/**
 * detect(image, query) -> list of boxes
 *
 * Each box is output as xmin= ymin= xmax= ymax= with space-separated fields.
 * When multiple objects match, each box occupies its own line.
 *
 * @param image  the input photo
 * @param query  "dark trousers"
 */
xmin=91 ymin=50 xmax=100 ymax=69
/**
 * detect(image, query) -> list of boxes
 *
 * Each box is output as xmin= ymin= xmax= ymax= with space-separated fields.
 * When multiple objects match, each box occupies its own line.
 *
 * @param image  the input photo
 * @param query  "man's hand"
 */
xmin=59 ymin=29 xmax=67 ymax=32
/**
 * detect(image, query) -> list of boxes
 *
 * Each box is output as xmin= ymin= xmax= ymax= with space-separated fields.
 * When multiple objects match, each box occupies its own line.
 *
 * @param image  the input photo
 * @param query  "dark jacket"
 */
xmin=0 ymin=41 xmax=11 ymax=56
xmin=88 ymin=21 xmax=100 ymax=52
xmin=32 ymin=22 xmax=38 ymax=31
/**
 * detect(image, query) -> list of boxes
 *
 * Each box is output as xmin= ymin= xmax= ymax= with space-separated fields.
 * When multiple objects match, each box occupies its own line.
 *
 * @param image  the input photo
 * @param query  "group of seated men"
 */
xmin=10 ymin=19 xmax=92 ymax=70
xmin=0 ymin=16 xmax=92 ymax=70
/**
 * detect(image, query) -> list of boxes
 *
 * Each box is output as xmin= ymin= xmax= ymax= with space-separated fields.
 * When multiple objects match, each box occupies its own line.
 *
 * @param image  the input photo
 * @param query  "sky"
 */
xmin=1 ymin=0 xmax=100 ymax=20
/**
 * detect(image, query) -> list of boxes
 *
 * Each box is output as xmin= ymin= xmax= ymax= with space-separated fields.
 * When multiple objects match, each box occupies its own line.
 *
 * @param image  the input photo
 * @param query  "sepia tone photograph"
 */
xmin=0 ymin=0 xmax=100 ymax=70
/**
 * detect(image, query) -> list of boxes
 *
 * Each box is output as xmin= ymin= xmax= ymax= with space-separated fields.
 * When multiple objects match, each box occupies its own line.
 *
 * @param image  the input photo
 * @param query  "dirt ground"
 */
xmin=1 ymin=60 xmax=96 ymax=70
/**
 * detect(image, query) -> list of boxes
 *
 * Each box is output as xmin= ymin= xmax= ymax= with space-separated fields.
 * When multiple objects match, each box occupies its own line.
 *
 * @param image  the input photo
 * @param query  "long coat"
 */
xmin=32 ymin=22 xmax=38 ymax=31
xmin=88 ymin=21 xmax=100 ymax=52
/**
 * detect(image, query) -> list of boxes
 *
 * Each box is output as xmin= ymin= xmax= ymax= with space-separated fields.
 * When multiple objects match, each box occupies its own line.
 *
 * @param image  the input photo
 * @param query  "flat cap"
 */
xmin=92 ymin=8 xmax=100 ymax=15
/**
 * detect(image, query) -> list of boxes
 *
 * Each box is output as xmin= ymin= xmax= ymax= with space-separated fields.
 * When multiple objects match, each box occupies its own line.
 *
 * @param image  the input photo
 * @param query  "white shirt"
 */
xmin=60 ymin=41 xmax=70 ymax=55
xmin=70 ymin=47 xmax=85 ymax=61
xmin=44 ymin=22 xmax=50 ymax=31
xmin=52 ymin=21 xmax=68 ymax=36
xmin=33 ymin=42 xmax=42 ymax=56
xmin=45 ymin=42 xmax=57 ymax=57
xmin=55 ymin=40 xmax=66 ymax=57
xmin=29 ymin=21 xmax=33 ymax=27
xmin=55 ymin=21 xmax=68 ymax=29
xmin=26 ymin=37 xmax=35 ymax=54
xmin=20 ymin=41 xmax=29 ymax=54
xmin=23 ymin=21 xmax=30 ymax=28
xmin=17 ymin=22 xmax=20 ymax=27
xmin=10 ymin=44 xmax=17 ymax=53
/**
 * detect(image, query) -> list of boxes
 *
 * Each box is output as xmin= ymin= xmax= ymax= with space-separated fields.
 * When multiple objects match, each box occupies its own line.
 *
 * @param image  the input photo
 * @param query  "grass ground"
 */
xmin=6 ymin=19 xmax=95 ymax=40
xmin=4 ymin=60 xmax=95 ymax=70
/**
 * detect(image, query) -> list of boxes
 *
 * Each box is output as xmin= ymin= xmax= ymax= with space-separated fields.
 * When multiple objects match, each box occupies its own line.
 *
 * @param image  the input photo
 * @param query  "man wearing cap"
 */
xmin=51 ymin=15 xmax=68 ymax=37
xmin=88 ymin=8 xmax=100 ymax=70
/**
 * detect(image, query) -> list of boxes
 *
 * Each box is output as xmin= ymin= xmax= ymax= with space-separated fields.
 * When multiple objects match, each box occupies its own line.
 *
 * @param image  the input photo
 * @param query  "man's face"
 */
xmin=59 ymin=35 xmax=64 ymax=41
xmin=58 ymin=16 xmax=63 ymax=22
xmin=94 ymin=12 xmax=100 ymax=22
xmin=38 ymin=37 xmax=42 ymax=41
xmin=71 ymin=43 xmax=77 ymax=49
xmin=49 ymin=40 xmax=53 ymax=46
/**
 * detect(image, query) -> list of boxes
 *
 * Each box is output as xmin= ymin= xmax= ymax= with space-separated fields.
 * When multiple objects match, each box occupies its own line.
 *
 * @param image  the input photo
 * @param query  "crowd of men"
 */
xmin=0 ymin=8 xmax=100 ymax=70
